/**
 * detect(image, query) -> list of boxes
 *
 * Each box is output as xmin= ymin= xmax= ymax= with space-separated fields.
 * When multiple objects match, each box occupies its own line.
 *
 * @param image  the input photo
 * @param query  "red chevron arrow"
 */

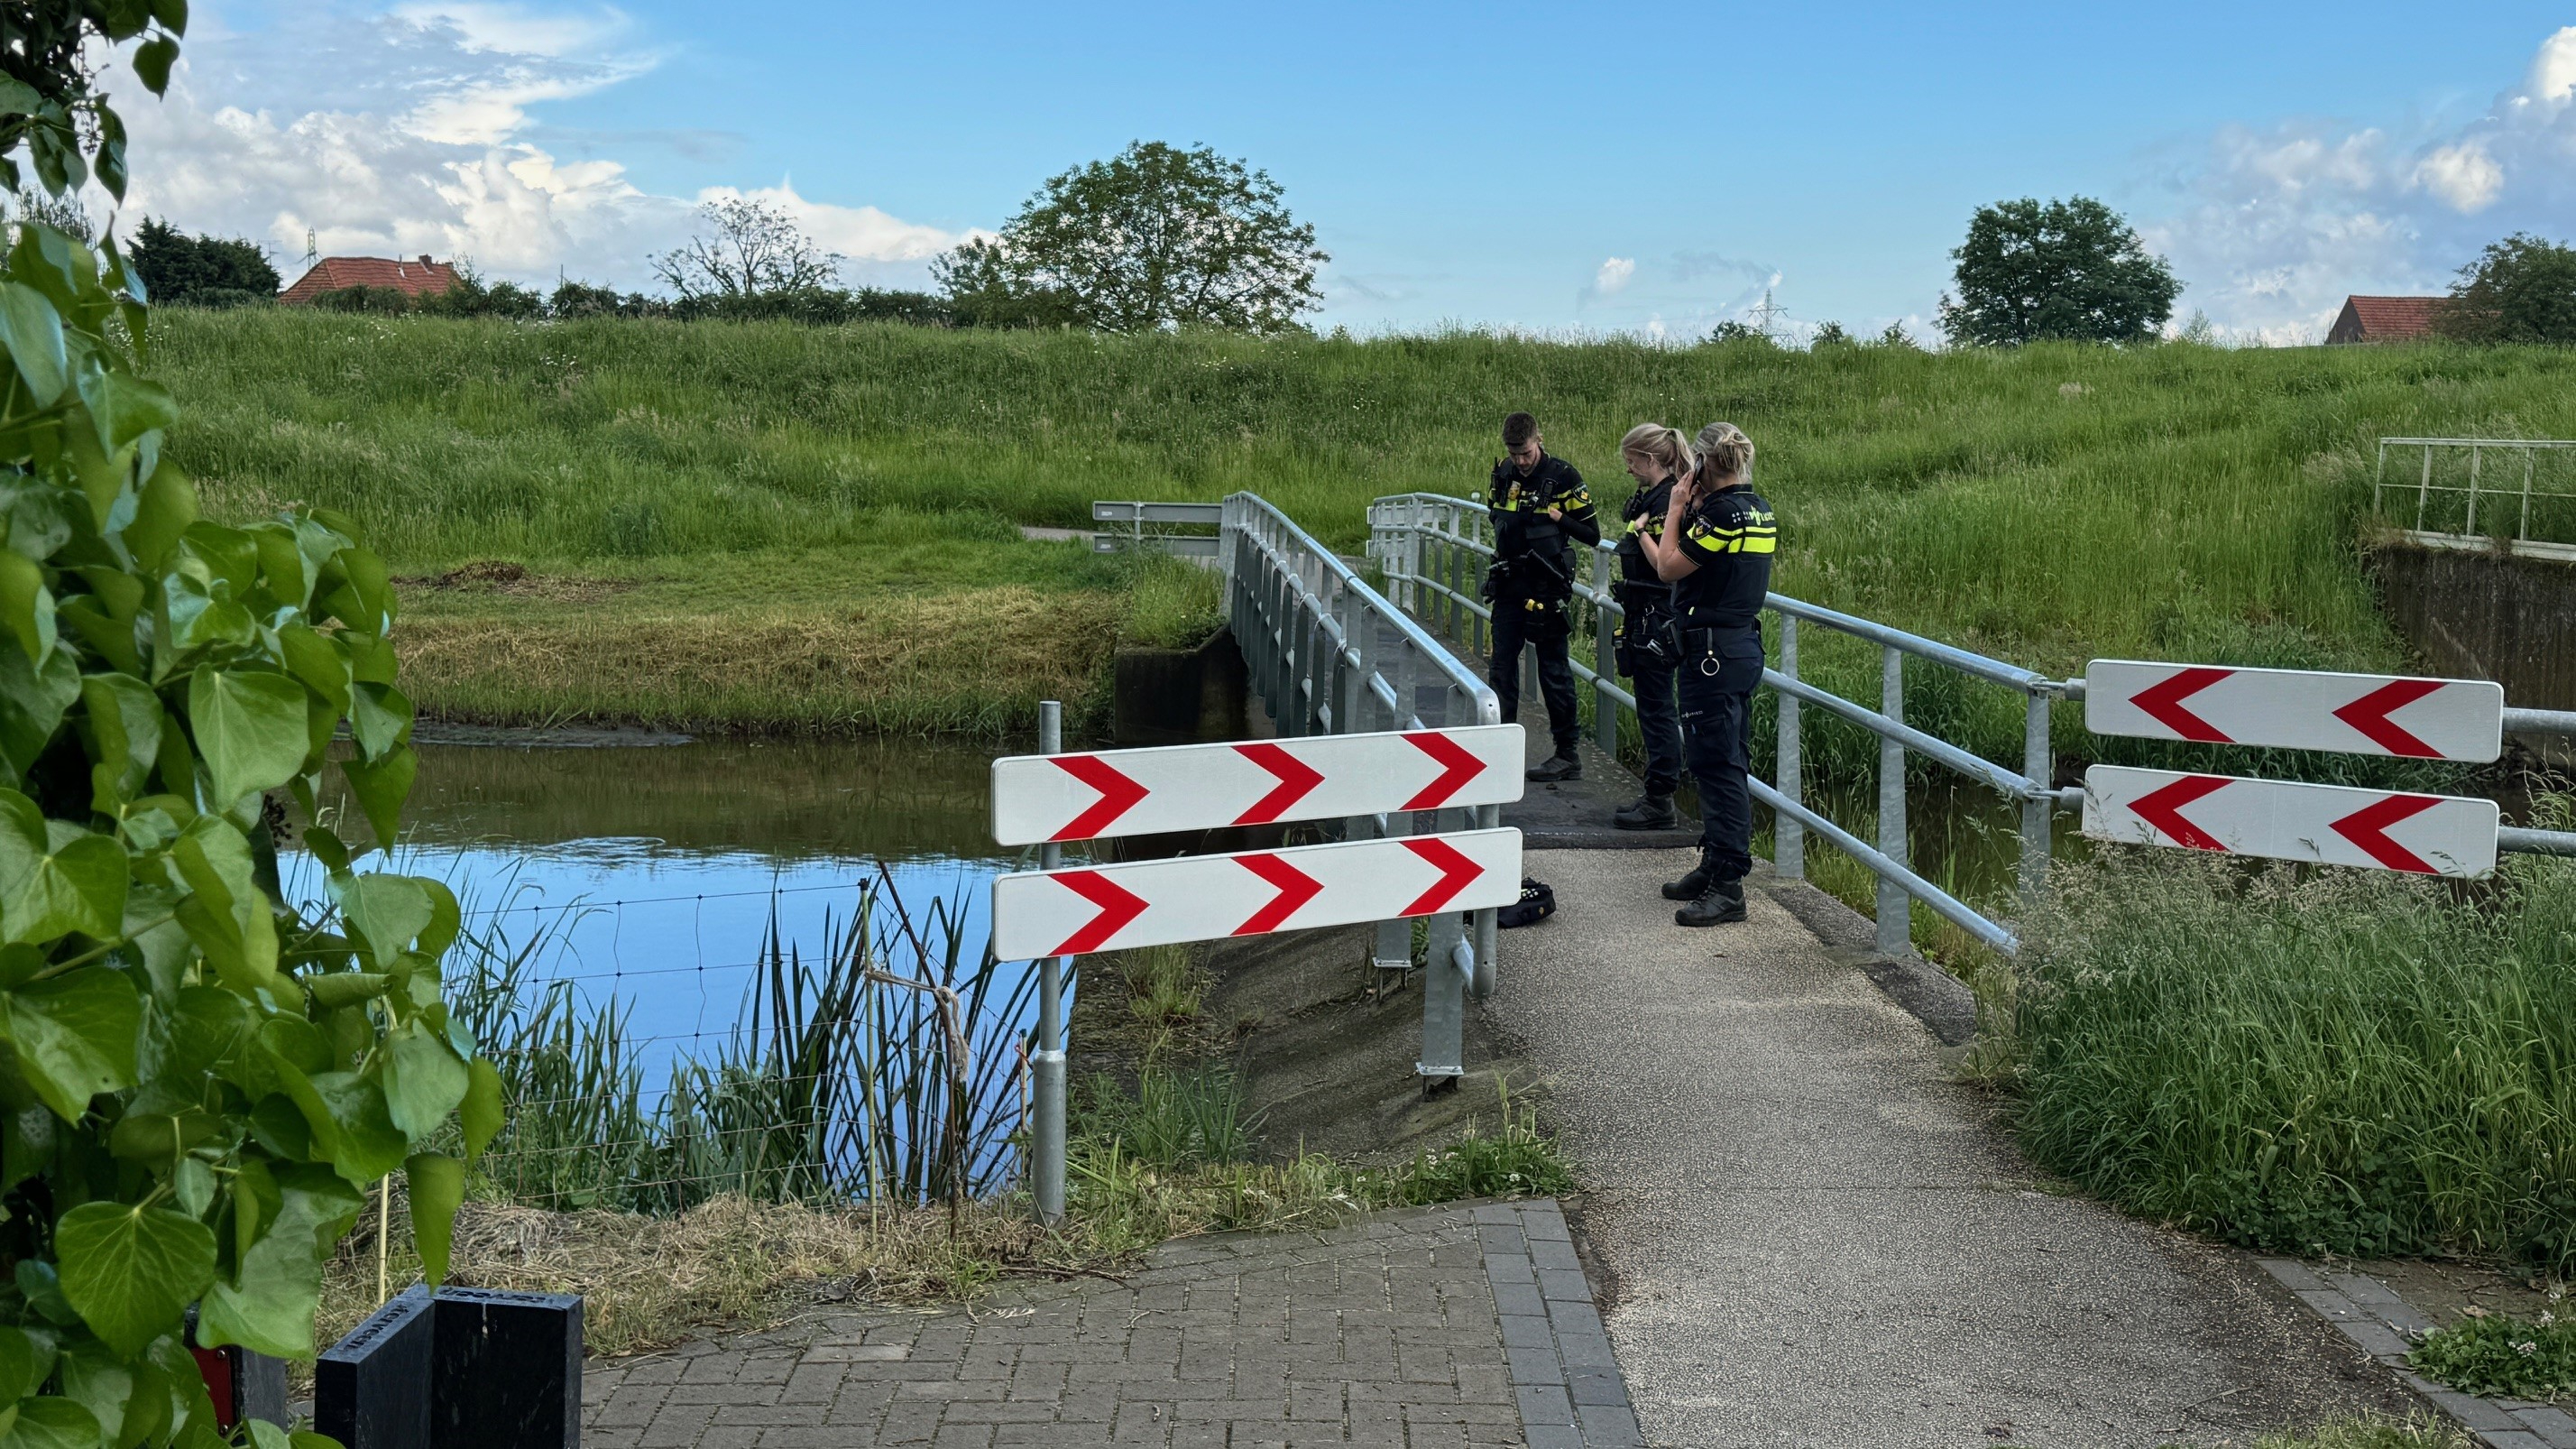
xmin=1232 ymin=853 xmax=1323 ymax=935
xmin=1050 ymin=755 xmax=1149 ymax=842
xmin=2129 ymin=774 xmax=2232 ymax=852
xmin=1232 ymin=743 xmax=1324 ymax=826
xmin=1400 ymin=837 xmax=1485 ymax=914
xmin=2132 ymin=667 xmax=2236 ymax=743
xmin=1045 ymin=871 xmax=1149 ymax=954
xmin=2332 ymin=678 xmax=2444 ymax=759
xmin=2330 ymin=793 xmax=2441 ymax=873
xmin=1402 ymin=731 xmax=1486 ymax=810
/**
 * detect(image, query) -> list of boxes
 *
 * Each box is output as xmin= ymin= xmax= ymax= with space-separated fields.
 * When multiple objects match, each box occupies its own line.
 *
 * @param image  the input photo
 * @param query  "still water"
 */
xmin=284 ymin=734 xmax=1021 ymax=1085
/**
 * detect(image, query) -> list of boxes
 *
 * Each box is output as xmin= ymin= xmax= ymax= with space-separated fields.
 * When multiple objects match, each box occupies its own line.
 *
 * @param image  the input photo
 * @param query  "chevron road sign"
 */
xmin=2082 ymin=766 xmax=2500 ymax=878
xmin=990 ymin=827 xmax=1523 ymax=958
xmin=2084 ymin=660 xmax=2505 ymax=761
xmin=990 ymin=724 xmax=1525 ymax=846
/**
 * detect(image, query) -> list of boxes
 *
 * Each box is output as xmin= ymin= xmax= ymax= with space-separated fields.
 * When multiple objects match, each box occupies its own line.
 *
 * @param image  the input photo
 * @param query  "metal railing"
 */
xmin=1092 ymin=500 xmax=1223 ymax=559
xmin=1221 ymin=492 xmax=1503 ymax=1082
xmin=2374 ymin=438 xmax=2576 ymax=563
xmin=1368 ymin=492 xmax=2056 ymax=957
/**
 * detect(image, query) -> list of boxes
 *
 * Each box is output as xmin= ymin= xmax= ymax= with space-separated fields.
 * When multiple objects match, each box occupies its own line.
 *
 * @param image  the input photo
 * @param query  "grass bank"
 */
xmin=149 ymin=309 xmax=2576 ymax=741
xmin=2000 ymin=826 xmax=2576 ymax=1272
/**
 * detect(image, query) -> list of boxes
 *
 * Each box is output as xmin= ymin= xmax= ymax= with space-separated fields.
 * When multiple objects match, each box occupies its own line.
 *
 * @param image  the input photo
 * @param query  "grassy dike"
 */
xmin=148 ymin=308 xmax=2576 ymax=741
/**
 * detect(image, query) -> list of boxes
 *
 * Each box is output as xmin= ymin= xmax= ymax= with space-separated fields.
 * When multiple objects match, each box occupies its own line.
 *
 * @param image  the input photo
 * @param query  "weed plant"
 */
xmin=2007 ymin=826 xmax=2576 ymax=1269
xmin=2211 ymin=1420 xmax=2471 ymax=1449
xmin=2410 ymin=1312 xmax=2576 ymax=1399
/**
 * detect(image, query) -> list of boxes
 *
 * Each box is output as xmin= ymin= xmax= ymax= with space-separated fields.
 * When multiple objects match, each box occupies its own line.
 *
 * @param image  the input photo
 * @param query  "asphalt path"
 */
xmin=1485 ymin=846 xmax=2413 ymax=1448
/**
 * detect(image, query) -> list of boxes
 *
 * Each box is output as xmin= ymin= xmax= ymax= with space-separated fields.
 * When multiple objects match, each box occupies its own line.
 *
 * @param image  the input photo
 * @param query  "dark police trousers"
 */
xmin=1491 ymin=601 xmax=1579 ymax=756
xmin=1677 ymin=632 xmax=1763 ymax=881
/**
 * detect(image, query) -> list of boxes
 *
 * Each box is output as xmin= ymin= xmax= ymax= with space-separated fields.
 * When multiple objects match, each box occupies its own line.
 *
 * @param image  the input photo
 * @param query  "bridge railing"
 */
xmin=1220 ymin=493 xmax=1504 ymax=1079
xmin=2373 ymin=437 xmax=2576 ymax=563
xmin=1367 ymin=491 xmax=2059 ymax=957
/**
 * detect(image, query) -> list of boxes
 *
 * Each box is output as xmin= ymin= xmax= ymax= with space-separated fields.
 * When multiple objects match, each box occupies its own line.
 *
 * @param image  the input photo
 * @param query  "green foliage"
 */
xmin=0 ymin=7 xmax=490 ymax=1444
xmin=1389 ymin=1089 xmax=1575 ymax=1205
xmin=2440 ymin=233 xmax=2576 ymax=344
xmin=1808 ymin=321 xmax=1852 ymax=348
xmin=936 ymin=141 xmax=1327 ymax=334
xmin=1939 ymin=196 xmax=2180 ymax=346
xmin=128 ymin=219 xmax=278 ymax=309
xmin=2010 ymin=836 xmax=2576 ymax=1269
xmin=2410 ymin=1311 xmax=2576 ymax=1398
xmin=309 ymin=285 xmax=411 ymax=315
xmin=649 ymin=198 xmax=838 ymax=302
xmin=1115 ymin=554 xmax=1223 ymax=651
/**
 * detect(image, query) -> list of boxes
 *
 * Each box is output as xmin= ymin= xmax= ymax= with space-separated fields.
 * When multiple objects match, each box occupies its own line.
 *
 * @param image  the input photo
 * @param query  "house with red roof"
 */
xmin=278 ymin=254 xmax=459 ymax=306
xmin=2324 ymin=295 xmax=2452 ymax=345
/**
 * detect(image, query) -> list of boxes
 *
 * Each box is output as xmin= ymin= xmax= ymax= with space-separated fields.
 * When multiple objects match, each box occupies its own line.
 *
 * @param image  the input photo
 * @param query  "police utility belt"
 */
xmin=1663 ymin=617 xmax=1762 ymax=677
xmin=1611 ymin=583 xmax=1676 ymax=676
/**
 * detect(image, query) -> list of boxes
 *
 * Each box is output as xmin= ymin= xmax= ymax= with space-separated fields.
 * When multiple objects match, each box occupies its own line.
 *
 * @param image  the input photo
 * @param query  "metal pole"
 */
xmin=1471 ymin=801 xmax=1500 ymax=1001
xmin=1594 ymin=545 xmax=1618 ymax=756
xmin=2019 ymin=690 xmax=2051 ymax=907
xmin=2416 ymin=446 xmax=2432 ymax=531
xmin=1033 ymin=700 xmax=1068 ymax=1225
xmin=1876 ymin=647 xmax=1908 ymax=959
xmin=1775 ymin=616 xmax=1803 ymax=881
xmin=2467 ymin=445 xmax=2480 ymax=536
xmin=1418 ymin=807 xmax=1467 ymax=1088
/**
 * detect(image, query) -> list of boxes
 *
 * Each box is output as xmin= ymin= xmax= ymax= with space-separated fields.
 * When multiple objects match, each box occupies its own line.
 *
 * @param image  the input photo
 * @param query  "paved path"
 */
xmin=1486 ymin=846 xmax=2413 ymax=1448
xmin=584 ymin=1199 xmax=1642 ymax=1449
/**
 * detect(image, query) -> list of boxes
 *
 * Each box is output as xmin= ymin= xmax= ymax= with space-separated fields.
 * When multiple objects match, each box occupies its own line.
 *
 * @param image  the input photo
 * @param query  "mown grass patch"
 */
xmin=2003 ymin=827 xmax=2576 ymax=1269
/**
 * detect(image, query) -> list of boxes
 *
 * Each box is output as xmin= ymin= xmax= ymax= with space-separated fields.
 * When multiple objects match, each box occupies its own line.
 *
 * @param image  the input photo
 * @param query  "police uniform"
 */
xmin=1667 ymin=483 xmax=1777 ymax=900
xmin=1485 ymin=454 xmax=1598 ymax=761
xmin=1614 ymin=473 xmax=1684 ymax=803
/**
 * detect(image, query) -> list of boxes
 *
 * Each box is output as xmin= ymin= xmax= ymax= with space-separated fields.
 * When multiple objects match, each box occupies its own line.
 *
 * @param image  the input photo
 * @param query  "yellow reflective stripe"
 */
xmin=1739 ymin=535 xmax=1777 ymax=554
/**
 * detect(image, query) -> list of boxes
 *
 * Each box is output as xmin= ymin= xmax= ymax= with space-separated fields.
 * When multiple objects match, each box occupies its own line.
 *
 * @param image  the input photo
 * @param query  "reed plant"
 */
xmin=2006 ymin=818 xmax=2576 ymax=1269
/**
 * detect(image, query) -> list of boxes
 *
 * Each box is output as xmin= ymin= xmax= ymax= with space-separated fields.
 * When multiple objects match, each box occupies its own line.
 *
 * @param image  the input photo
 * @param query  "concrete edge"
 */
xmin=1756 ymin=869 xmax=1983 ymax=1048
xmin=1482 ymin=1198 xmax=1644 ymax=1449
xmin=2258 ymin=1257 xmax=2576 ymax=1447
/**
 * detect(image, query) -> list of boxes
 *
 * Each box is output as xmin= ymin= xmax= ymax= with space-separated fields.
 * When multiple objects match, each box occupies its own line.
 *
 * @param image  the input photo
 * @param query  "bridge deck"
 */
xmin=1486 ymin=844 xmax=2409 ymax=1445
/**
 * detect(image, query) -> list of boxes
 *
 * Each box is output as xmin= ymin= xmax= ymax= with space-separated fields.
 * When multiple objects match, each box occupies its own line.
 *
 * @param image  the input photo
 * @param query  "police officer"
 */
xmin=1637 ymin=421 xmax=1777 ymax=927
xmin=1486 ymin=412 xmax=1598 ymax=782
xmin=1607 ymin=424 xmax=1693 ymax=830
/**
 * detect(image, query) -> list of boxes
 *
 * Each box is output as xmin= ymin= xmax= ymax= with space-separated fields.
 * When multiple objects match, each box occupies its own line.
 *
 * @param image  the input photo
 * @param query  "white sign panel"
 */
xmin=991 ymin=828 xmax=1523 ymax=958
xmin=2084 ymin=660 xmax=2504 ymax=762
xmin=991 ymin=724 xmax=1525 ymax=846
xmin=2082 ymin=766 xmax=2498 ymax=878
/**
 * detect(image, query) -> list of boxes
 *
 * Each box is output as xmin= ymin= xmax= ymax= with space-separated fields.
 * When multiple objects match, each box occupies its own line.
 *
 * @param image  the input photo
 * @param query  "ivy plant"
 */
xmin=0 ymin=5 xmax=497 ymax=1446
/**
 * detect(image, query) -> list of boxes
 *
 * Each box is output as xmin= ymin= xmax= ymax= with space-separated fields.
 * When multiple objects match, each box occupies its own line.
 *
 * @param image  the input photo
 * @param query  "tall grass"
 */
xmin=2007 ymin=823 xmax=2576 ymax=1269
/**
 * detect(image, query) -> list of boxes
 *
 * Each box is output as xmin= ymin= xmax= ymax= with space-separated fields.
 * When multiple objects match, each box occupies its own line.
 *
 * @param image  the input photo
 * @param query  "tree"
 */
xmin=651 ymin=197 xmax=840 ymax=300
xmin=936 ymin=141 xmax=1328 ymax=334
xmin=2438 ymin=234 xmax=2576 ymax=345
xmin=0 ymin=9 xmax=497 ymax=1446
xmin=129 ymin=216 xmax=281 ymax=306
xmin=1937 ymin=196 xmax=2179 ymax=346
xmin=1809 ymin=320 xmax=1853 ymax=347
xmin=1872 ymin=320 xmax=1922 ymax=350
xmin=1706 ymin=319 xmax=1779 ymax=347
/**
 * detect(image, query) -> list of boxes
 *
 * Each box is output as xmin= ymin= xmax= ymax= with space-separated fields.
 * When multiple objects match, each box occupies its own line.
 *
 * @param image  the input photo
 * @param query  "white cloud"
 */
xmin=105 ymin=2 xmax=965 ymax=292
xmin=1593 ymin=256 xmax=1635 ymax=295
xmin=2153 ymin=25 xmax=2576 ymax=342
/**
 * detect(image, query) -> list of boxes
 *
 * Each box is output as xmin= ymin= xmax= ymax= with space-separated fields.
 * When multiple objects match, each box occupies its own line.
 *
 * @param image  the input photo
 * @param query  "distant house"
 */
xmin=2325 ymin=295 xmax=2452 ymax=345
xmin=279 ymin=254 xmax=459 ymax=305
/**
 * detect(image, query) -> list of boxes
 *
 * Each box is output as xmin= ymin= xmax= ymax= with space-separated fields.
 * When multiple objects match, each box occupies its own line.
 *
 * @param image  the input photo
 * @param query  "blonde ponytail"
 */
xmin=1693 ymin=422 xmax=1753 ymax=485
xmin=1618 ymin=423 xmax=1693 ymax=480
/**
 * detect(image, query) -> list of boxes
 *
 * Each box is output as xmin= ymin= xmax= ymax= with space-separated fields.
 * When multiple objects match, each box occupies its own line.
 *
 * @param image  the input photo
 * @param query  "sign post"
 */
xmin=1031 ymin=702 xmax=1068 ymax=1227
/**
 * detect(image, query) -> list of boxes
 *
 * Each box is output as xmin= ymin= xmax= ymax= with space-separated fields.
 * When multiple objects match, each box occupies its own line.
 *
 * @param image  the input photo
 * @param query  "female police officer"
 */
xmin=1635 ymin=421 xmax=1776 ymax=927
xmin=1606 ymin=423 xmax=1694 ymax=830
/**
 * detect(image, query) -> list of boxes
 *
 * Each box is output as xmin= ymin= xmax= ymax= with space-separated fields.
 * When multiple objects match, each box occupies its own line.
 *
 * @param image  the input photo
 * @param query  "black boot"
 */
xmin=1526 ymin=752 xmax=1581 ymax=783
xmin=1613 ymin=792 xmax=1677 ymax=831
xmin=1661 ymin=846 xmax=1716 ymax=900
xmin=1675 ymin=876 xmax=1747 ymax=928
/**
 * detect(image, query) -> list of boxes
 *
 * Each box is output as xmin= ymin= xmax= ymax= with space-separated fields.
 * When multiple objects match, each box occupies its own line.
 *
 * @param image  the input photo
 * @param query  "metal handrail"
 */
xmin=1369 ymin=490 xmax=2056 ymax=958
xmin=2372 ymin=437 xmax=2576 ymax=561
xmin=1221 ymin=493 xmax=1503 ymax=1080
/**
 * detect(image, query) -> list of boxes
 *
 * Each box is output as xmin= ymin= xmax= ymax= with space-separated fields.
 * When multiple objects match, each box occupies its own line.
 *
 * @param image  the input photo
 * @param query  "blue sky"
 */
xmin=113 ymin=2 xmax=2576 ymax=341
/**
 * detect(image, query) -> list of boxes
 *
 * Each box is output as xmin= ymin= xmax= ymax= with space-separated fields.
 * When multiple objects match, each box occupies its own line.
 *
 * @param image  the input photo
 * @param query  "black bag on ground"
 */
xmin=1498 ymin=877 xmax=1556 ymax=928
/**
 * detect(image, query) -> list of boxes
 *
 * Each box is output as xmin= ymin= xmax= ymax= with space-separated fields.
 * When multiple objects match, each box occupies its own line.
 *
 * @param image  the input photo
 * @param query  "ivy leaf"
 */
xmin=169 ymin=816 xmax=276 ymax=992
xmin=0 ymin=1325 xmax=32 ymax=1400
xmin=273 ymin=624 xmax=348 ymax=715
xmin=460 ymin=1057 xmax=502 ymax=1161
xmin=3 ymin=965 xmax=143 ymax=1121
xmin=196 ymin=1163 xmax=363 ymax=1359
xmin=0 ymin=554 xmax=54 ymax=670
xmin=406 ymin=1152 xmax=464 ymax=1286
xmin=122 ymin=461 xmax=195 ymax=576
xmin=0 ymin=282 xmax=67 ymax=407
xmin=54 ymin=1200 xmax=215 ymax=1357
xmin=78 ymin=674 xmax=162 ymax=811
xmin=332 ymin=874 xmax=428 ymax=971
xmin=0 ymin=793 xmax=126 ymax=946
xmin=133 ymin=37 xmax=179 ymax=95
xmin=379 ymin=1020 xmax=466 ymax=1140
xmin=0 ymin=1398 xmax=101 ymax=1449
xmin=338 ymin=744 xmax=415 ymax=854
xmin=346 ymin=683 xmax=412 ymax=763
xmin=301 ymin=973 xmax=386 ymax=1011
xmin=187 ymin=667 xmax=307 ymax=809
xmin=0 ymin=639 xmax=78 ymax=784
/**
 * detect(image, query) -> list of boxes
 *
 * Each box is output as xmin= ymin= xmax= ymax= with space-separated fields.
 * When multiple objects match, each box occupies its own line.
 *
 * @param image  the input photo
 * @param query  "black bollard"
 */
xmin=430 ymin=1287 xmax=584 ymax=1449
xmin=315 ymin=1287 xmax=437 ymax=1449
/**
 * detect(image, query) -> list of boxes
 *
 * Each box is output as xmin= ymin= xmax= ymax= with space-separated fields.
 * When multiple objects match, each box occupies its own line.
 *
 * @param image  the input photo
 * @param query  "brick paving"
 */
xmin=582 ymin=1199 xmax=1637 ymax=1449
xmin=2261 ymin=1259 xmax=2576 ymax=1449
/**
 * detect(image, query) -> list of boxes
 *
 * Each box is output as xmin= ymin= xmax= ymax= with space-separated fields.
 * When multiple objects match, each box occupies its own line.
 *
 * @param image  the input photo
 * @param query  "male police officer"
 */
xmin=1638 ymin=422 xmax=1776 ymax=927
xmin=1486 ymin=412 xmax=1598 ymax=782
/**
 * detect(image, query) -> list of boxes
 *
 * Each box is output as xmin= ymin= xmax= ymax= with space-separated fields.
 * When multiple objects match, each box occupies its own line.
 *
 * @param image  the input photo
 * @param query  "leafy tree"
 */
xmin=412 ymin=262 xmax=542 ymax=319
xmin=1809 ymin=320 xmax=1853 ymax=347
xmin=936 ymin=141 xmax=1328 ymax=334
xmin=313 ymin=284 xmax=414 ymax=314
xmin=129 ymin=218 xmax=280 ymax=308
xmin=1872 ymin=320 xmax=1921 ymax=350
xmin=1937 ymin=196 xmax=2179 ymax=346
xmin=1706 ymin=319 xmax=1779 ymax=347
xmin=0 ymin=6 xmax=497 ymax=1445
xmin=650 ymin=198 xmax=840 ymax=301
xmin=2438 ymin=234 xmax=2576 ymax=345
xmin=5 ymin=189 xmax=92 ymax=245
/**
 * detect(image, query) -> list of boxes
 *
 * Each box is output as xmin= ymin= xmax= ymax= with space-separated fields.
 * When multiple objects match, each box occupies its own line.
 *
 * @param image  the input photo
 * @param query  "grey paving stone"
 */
xmin=1516 ymin=1383 xmax=1574 ymax=1426
xmin=2432 ymin=1389 xmax=2530 ymax=1433
xmin=2514 ymin=1406 xmax=2576 ymax=1449
xmin=2256 ymin=1258 xmax=2328 ymax=1293
xmin=2296 ymin=1287 xmax=2365 ymax=1321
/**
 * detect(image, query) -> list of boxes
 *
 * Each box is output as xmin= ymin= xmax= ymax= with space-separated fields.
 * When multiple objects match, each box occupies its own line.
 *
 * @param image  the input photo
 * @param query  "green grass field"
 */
xmin=146 ymin=309 xmax=2576 ymax=735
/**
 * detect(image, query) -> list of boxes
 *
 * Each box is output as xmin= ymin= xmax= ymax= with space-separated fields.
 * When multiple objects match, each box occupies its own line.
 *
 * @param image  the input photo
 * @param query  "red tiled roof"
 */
xmin=279 ymin=255 xmax=459 ymax=305
xmin=2326 ymin=295 xmax=2452 ymax=344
